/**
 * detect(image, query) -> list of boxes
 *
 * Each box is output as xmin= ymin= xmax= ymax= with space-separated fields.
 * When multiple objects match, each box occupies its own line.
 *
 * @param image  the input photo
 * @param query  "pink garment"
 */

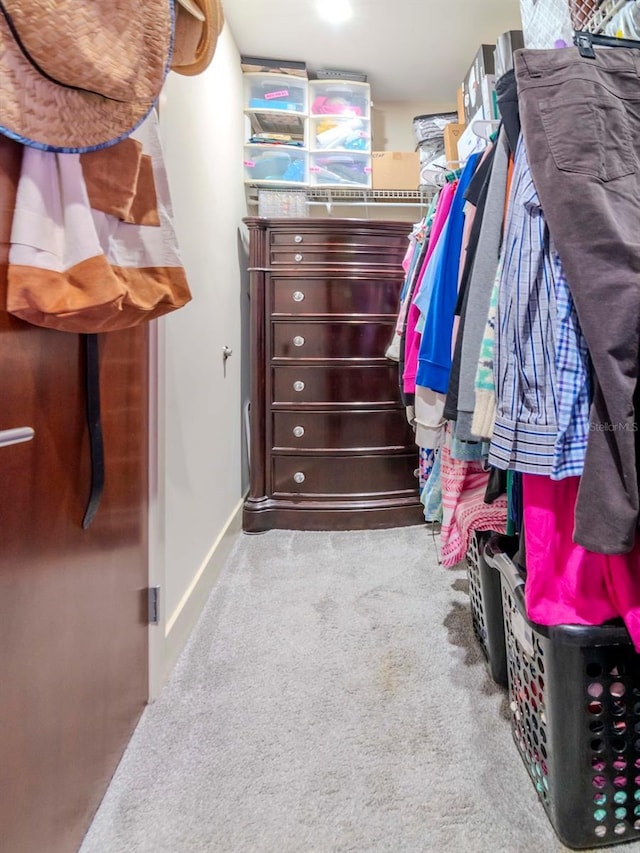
xmin=403 ymin=182 xmax=455 ymax=394
xmin=523 ymin=474 xmax=640 ymax=651
xmin=312 ymin=97 xmax=362 ymax=116
xmin=439 ymin=437 xmax=508 ymax=567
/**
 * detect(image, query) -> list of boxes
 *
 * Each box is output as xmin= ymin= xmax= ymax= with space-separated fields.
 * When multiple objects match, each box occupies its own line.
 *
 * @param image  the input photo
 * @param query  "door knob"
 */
xmin=222 ymin=345 xmax=233 ymax=377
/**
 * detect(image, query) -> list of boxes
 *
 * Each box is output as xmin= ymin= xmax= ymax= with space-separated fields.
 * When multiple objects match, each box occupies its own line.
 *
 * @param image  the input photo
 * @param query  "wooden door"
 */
xmin=0 ymin=139 xmax=149 ymax=853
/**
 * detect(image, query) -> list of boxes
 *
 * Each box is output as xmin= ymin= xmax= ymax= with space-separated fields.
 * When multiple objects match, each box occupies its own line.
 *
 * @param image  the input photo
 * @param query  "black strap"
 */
xmin=574 ymin=30 xmax=640 ymax=59
xmin=82 ymin=333 xmax=105 ymax=529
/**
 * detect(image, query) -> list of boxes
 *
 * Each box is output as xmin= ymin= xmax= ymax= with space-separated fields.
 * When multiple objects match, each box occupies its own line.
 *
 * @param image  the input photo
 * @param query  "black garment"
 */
xmin=495 ymin=69 xmax=520 ymax=155
xmin=484 ymin=466 xmax=507 ymax=504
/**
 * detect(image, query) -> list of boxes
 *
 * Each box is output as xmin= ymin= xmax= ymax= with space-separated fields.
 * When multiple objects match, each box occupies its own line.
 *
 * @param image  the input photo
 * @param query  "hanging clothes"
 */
xmin=403 ymin=180 xmax=455 ymax=395
xmin=453 ymin=128 xmax=510 ymax=442
xmin=516 ymin=45 xmax=640 ymax=555
xmin=414 ymin=152 xmax=481 ymax=395
xmin=444 ymin=144 xmax=498 ymax=422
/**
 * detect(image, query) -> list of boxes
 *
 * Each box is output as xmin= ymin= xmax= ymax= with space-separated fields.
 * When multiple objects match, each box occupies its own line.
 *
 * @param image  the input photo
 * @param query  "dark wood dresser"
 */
xmin=243 ymin=217 xmax=424 ymax=532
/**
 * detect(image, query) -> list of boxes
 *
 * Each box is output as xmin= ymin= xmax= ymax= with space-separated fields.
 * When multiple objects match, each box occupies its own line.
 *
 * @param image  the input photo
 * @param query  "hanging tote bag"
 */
xmin=6 ymin=111 xmax=191 ymax=332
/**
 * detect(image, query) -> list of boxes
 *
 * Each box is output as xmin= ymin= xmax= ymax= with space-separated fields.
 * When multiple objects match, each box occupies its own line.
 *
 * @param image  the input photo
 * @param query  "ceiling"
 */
xmin=222 ymin=0 xmax=524 ymax=105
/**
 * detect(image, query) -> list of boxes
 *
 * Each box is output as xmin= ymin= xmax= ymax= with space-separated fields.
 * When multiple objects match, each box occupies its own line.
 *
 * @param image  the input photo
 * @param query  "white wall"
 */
xmin=150 ymin=24 xmax=248 ymax=691
xmin=372 ymin=100 xmax=457 ymax=151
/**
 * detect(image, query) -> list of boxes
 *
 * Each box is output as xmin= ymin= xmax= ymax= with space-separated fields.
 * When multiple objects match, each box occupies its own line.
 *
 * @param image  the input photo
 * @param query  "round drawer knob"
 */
xmin=293 ymin=426 xmax=305 ymax=438
xmin=293 ymin=380 xmax=305 ymax=392
xmin=294 ymin=253 xmax=303 ymax=263
xmin=294 ymin=234 xmax=303 ymax=244
xmin=292 ymin=291 xmax=305 ymax=303
xmin=293 ymin=336 xmax=305 ymax=347
xmin=293 ymin=472 xmax=305 ymax=484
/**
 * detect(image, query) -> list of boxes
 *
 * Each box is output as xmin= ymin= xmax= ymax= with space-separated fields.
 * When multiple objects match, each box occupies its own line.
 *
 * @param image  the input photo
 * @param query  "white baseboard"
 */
xmin=155 ymin=499 xmax=243 ymax=695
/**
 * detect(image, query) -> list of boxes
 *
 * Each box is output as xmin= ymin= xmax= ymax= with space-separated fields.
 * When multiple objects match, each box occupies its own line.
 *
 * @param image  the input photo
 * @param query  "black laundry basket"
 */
xmin=465 ymin=531 xmax=509 ymax=687
xmin=486 ymin=539 xmax=640 ymax=850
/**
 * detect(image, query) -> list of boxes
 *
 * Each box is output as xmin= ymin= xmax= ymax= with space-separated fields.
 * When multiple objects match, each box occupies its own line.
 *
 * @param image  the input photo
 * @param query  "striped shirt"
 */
xmin=488 ymin=138 xmax=590 ymax=478
xmin=552 ymin=251 xmax=591 ymax=479
xmin=489 ymin=139 xmax=559 ymax=474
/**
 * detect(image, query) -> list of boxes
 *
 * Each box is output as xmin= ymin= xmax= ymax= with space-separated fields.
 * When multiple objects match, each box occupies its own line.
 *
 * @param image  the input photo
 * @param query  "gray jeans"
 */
xmin=515 ymin=46 xmax=640 ymax=554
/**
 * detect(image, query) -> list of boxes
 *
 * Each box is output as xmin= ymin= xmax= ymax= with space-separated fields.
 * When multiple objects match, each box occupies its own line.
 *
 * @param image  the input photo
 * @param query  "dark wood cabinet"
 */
xmin=243 ymin=217 xmax=424 ymax=532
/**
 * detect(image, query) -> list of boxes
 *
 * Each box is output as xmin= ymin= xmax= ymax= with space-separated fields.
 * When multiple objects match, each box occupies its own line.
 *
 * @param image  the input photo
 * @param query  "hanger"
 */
xmin=429 ymin=160 xmax=462 ymax=187
xmin=574 ymin=30 xmax=640 ymax=58
xmin=472 ymin=119 xmax=500 ymax=141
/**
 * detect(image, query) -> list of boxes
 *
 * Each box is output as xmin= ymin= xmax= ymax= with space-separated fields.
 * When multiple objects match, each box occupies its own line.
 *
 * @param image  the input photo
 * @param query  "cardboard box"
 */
xmin=461 ymin=44 xmax=495 ymax=125
xmin=444 ymin=123 xmax=465 ymax=163
xmin=371 ymin=152 xmax=419 ymax=190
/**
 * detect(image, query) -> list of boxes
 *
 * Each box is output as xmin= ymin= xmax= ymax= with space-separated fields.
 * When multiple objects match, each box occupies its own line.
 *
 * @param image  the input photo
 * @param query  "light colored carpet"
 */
xmin=79 ymin=526 xmax=640 ymax=853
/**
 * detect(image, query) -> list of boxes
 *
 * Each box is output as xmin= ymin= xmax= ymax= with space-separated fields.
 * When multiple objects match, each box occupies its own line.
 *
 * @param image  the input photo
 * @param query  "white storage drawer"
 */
xmin=244 ymin=73 xmax=307 ymax=114
xmin=310 ymin=116 xmax=370 ymax=152
xmin=309 ymin=152 xmax=371 ymax=187
xmin=308 ymin=80 xmax=370 ymax=119
xmin=244 ymin=145 xmax=308 ymax=185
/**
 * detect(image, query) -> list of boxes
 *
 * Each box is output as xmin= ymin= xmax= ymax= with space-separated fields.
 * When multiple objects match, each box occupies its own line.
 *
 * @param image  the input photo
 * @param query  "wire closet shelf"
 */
xmin=248 ymin=186 xmax=438 ymax=214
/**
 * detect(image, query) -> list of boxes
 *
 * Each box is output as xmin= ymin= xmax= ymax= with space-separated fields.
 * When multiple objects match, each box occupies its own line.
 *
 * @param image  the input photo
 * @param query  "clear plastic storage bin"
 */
xmin=244 ymin=73 xmax=308 ymax=114
xmin=309 ymin=151 xmax=371 ymax=187
xmin=308 ymin=80 xmax=370 ymax=119
xmin=244 ymin=145 xmax=307 ymax=185
xmin=310 ymin=116 xmax=371 ymax=152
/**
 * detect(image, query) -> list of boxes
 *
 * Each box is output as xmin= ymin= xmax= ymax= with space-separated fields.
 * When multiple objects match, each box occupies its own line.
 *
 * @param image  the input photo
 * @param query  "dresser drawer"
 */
xmin=270 ymin=247 xmax=405 ymax=267
xmin=273 ymin=409 xmax=414 ymax=450
xmin=272 ymin=321 xmax=394 ymax=360
xmin=270 ymin=230 xmax=406 ymax=250
xmin=272 ymin=454 xmax=418 ymax=497
xmin=272 ymin=364 xmax=401 ymax=405
xmin=272 ymin=277 xmax=401 ymax=316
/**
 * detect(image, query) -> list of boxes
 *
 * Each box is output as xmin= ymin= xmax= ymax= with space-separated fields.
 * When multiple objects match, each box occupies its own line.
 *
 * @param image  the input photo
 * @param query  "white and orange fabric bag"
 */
xmin=6 ymin=110 xmax=191 ymax=333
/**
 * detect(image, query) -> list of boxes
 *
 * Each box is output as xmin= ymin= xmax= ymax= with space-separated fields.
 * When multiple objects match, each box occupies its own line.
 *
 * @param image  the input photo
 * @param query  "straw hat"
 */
xmin=172 ymin=0 xmax=224 ymax=77
xmin=0 ymin=0 xmax=172 ymax=153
